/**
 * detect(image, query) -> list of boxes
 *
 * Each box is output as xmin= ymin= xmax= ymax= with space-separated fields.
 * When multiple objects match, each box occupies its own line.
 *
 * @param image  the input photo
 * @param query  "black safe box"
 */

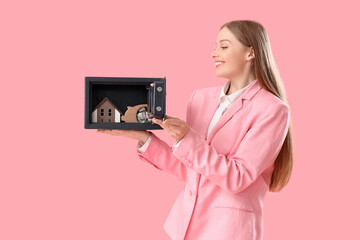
xmin=84 ymin=76 xmax=166 ymax=129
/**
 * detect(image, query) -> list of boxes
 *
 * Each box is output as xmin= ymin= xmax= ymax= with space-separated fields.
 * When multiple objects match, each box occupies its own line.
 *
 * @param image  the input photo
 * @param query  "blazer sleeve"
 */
xmin=171 ymin=93 xmax=290 ymax=194
xmin=137 ymin=131 xmax=152 ymax=153
xmin=136 ymin=89 xmax=197 ymax=183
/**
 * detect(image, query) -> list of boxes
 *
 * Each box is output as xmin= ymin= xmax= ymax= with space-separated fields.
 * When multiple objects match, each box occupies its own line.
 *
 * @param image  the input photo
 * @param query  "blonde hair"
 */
xmin=220 ymin=20 xmax=294 ymax=192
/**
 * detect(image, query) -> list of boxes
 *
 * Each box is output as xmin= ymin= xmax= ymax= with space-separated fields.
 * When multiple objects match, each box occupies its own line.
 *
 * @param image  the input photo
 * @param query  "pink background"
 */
xmin=1 ymin=0 xmax=359 ymax=239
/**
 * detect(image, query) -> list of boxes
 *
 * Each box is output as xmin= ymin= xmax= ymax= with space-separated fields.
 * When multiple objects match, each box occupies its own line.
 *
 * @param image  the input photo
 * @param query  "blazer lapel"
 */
xmin=206 ymin=80 xmax=262 ymax=144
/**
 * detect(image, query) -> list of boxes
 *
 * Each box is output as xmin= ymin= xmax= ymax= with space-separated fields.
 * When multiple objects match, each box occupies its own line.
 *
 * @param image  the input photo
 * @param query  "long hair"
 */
xmin=220 ymin=20 xmax=294 ymax=192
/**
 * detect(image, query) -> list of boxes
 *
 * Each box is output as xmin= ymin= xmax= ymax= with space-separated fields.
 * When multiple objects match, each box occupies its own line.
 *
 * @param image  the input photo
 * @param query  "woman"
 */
xmin=98 ymin=20 xmax=293 ymax=240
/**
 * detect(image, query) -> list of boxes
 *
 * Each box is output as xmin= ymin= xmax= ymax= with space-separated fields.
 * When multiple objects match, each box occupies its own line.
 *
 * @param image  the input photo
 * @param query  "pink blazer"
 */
xmin=137 ymin=80 xmax=290 ymax=240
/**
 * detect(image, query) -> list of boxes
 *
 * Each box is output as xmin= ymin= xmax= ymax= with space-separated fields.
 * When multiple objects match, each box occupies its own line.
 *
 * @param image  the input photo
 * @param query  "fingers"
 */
xmin=153 ymin=117 xmax=182 ymax=127
xmin=97 ymin=129 xmax=125 ymax=135
xmin=153 ymin=118 xmax=182 ymax=135
xmin=165 ymin=114 xmax=176 ymax=119
xmin=163 ymin=118 xmax=183 ymax=127
xmin=152 ymin=118 xmax=170 ymax=132
xmin=97 ymin=129 xmax=109 ymax=134
xmin=152 ymin=116 xmax=189 ymax=141
xmin=97 ymin=129 xmax=114 ymax=135
xmin=152 ymin=118 xmax=163 ymax=127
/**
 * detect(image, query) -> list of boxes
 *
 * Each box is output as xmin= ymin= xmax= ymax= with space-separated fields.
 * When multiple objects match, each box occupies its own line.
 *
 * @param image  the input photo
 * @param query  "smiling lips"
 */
xmin=215 ymin=61 xmax=225 ymax=68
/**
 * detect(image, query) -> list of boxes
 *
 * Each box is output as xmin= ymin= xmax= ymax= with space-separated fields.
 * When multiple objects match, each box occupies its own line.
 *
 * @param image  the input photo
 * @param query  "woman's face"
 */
xmin=211 ymin=27 xmax=253 ymax=79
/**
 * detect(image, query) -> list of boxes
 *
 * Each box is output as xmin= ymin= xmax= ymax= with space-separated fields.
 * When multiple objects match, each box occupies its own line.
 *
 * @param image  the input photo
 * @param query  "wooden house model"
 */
xmin=91 ymin=97 xmax=122 ymax=123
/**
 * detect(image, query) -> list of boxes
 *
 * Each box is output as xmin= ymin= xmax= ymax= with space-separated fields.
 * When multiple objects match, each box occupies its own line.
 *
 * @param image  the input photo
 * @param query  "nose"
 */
xmin=211 ymin=49 xmax=217 ymax=58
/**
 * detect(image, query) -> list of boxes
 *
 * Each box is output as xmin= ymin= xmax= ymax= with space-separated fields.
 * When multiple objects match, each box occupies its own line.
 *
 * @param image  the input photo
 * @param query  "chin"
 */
xmin=215 ymin=70 xmax=230 ymax=79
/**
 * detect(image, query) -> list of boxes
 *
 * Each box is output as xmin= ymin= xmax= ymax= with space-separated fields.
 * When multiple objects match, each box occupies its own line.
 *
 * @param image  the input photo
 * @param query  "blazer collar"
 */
xmin=205 ymin=79 xmax=262 ymax=143
xmin=218 ymin=79 xmax=257 ymax=104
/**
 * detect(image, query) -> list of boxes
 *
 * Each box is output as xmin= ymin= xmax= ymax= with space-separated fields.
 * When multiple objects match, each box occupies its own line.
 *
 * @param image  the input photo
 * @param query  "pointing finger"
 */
xmin=165 ymin=114 xmax=177 ymax=119
xmin=164 ymin=118 xmax=183 ymax=127
xmin=152 ymin=118 xmax=164 ymax=127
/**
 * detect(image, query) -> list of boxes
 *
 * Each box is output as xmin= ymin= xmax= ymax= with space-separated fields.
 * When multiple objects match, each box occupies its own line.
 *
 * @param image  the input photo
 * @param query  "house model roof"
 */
xmin=93 ymin=97 xmax=123 ymax=114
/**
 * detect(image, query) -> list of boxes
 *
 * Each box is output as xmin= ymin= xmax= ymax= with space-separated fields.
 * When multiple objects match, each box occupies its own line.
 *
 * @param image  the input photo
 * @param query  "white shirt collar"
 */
xmin=219 ymin=79 xmax=257 ymax=104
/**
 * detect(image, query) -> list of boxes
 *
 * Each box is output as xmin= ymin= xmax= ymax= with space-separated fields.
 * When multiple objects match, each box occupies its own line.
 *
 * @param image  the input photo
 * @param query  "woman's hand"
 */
xmin=152 ymin=114 xmax=190 ymax=142
xmin=97 ymin=129 xmax=151 ymax=144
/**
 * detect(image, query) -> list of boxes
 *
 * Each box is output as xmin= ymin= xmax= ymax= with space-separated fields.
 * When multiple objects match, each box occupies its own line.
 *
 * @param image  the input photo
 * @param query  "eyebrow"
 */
xmin=215 ymin=39 xmax=231 ymax=44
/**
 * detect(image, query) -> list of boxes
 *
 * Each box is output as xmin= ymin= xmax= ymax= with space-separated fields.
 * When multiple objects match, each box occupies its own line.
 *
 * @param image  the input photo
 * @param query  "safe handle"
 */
xmin=148 ymin=81 xmax=166 ymax=121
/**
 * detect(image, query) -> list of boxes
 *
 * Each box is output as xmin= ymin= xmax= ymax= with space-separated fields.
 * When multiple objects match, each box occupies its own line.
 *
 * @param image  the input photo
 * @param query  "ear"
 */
xmin=246 ymin=46 xmax=255 ymax=62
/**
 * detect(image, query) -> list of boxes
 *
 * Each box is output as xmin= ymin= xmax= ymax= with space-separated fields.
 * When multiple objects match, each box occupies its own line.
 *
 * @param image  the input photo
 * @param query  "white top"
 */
xmin=137 ymin=79 xmax=257 ymax=152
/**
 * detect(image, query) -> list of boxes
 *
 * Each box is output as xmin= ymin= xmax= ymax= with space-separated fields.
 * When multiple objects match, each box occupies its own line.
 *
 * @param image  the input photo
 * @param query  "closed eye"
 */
xmin=213 ymin=46 xmax=228 ymax=51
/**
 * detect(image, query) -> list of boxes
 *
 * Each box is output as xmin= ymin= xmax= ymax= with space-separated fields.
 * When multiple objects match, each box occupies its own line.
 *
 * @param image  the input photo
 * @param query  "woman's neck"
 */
xmin=227 ymin=71 xmax=256 ymax=95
